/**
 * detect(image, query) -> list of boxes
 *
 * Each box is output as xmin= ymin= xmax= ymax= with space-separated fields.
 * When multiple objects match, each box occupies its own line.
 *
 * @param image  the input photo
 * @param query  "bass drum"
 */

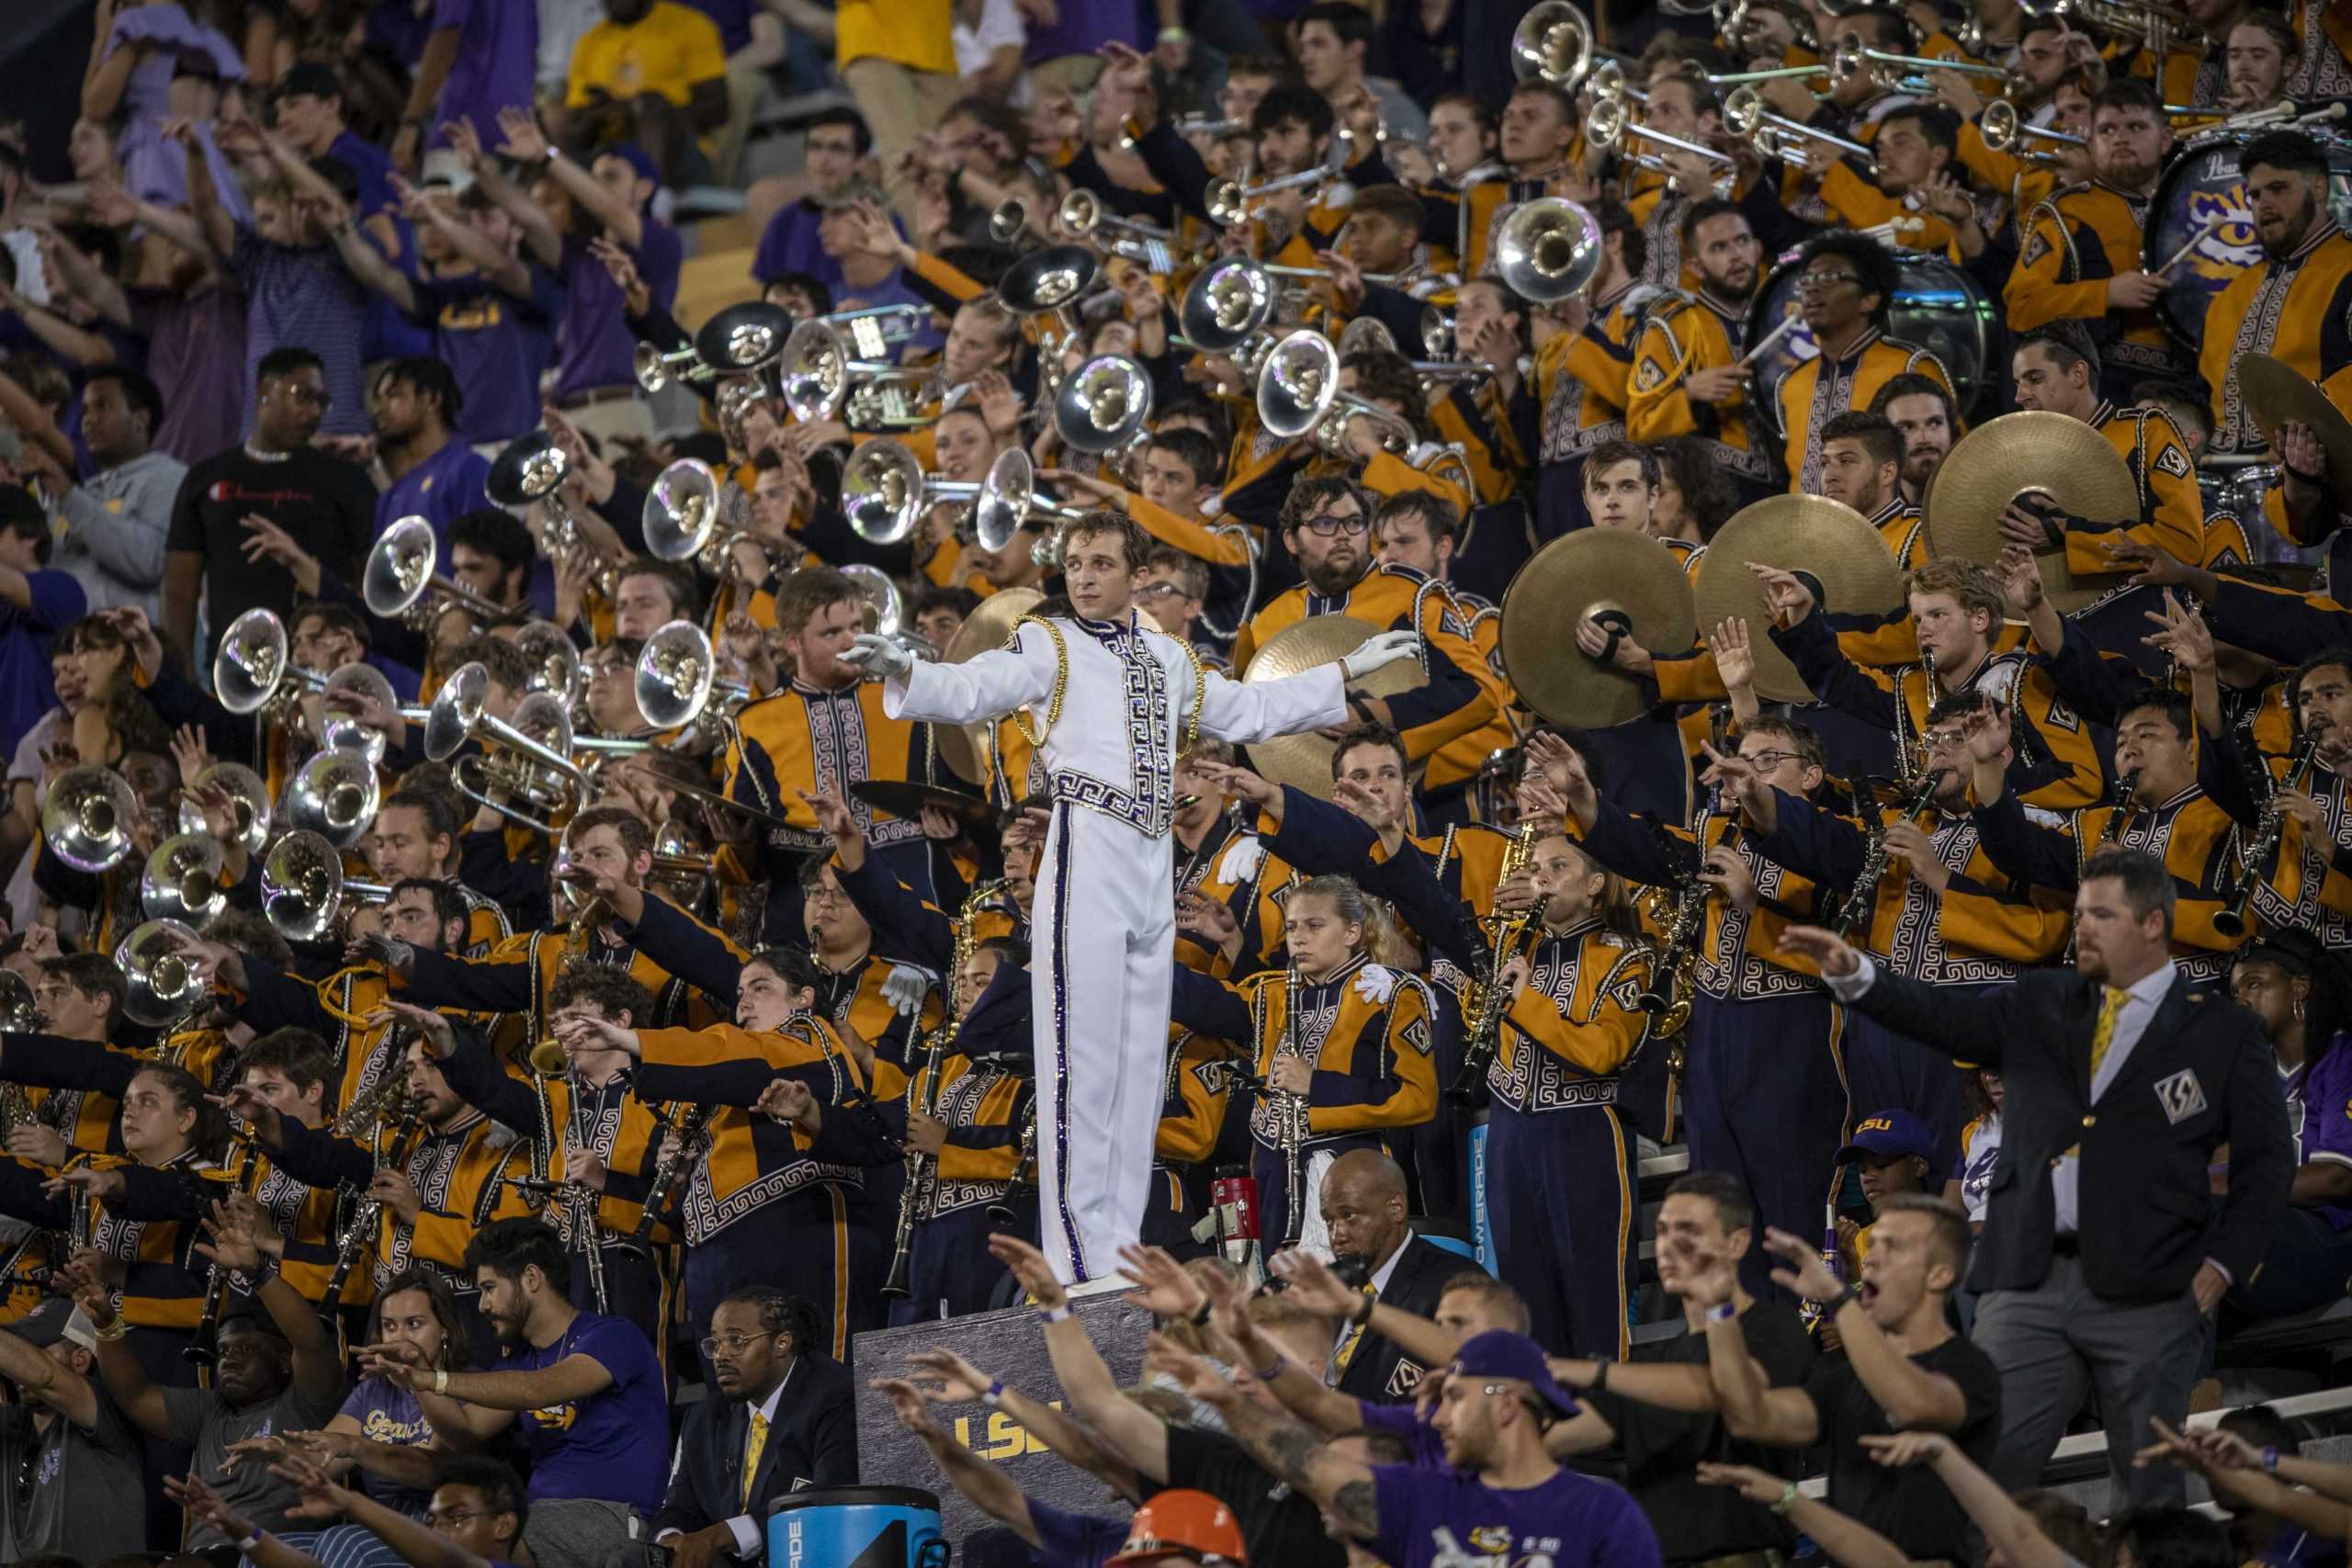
xmin=1743 ymin=250 xmax=1996 ymax=442
xmin=2146 ymin=126 xmax=2352 ymax=348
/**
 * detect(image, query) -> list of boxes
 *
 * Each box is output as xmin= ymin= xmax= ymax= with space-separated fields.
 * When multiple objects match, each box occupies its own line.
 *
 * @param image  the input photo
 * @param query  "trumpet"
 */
xmin=1256 ymin=331 xmax=1420 ymax=457
xmin=214 ymin=607 xmax=328 ymax=717
xmin=1204 ymin=166 xmax=1351 ymax=229
xmin=1587 ymin=96 xmax=1736 ymax=174
xmin=1057 ymin=188 xmax=1178 ymax=245
xmin=364 ymin=517 xmax=512 ymax=627
xmin=1510 ymin=0 xmax=1596 ymax=85
xmin=633 ymin=341 xmax=711 ymax=396
xmin=1724 ymin=85 xmax=1878 ymax=172
xmin=1449 ymin=824 xmax=1541 ymax=1103
xmin=2213 ymin=723 xmax=2327 ymax=938
xmin=1336 ymin=316 xmax=1496 ymax=392
xmin=1979 ymin=99 xmax=2085 ymax=157
xmin=41 ymin=765 xmax=141 ymax=874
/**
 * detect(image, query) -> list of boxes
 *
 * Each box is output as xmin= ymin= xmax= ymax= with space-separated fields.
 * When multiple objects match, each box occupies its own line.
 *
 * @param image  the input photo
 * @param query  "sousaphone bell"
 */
xmin=141 ymin=831 xmax=226 ymax=924
xmin=41 ymin=765 xmax=141 ymax=874
xmin=115 ymin=919 xmax=208 ymax=1027
xmin=279 ymin=748 xmax=382 ymax=851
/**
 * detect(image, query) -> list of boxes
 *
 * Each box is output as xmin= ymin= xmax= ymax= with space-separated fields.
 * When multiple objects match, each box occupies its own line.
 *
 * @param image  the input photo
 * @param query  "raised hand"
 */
xmin=1747 ymin=562 xmax=1815 ymax=626
xmin=1117 ymin=1242 xmax=1207 ymax=1319
xmin=985 ymin=1232 xmax=1069 ymax=1309
xmin=1707 ymin=616 xmax=1755 ymax=692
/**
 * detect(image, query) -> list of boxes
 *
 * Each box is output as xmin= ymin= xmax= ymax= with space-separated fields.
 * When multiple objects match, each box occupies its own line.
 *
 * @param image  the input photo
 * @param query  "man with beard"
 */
xmin=2006 ymin=329 xmax=2205 ymax=577
xmin=1774 ymin=232 xmax=1955 ymax=495
xmin=1868 ymin=373 xmax=1957 ymax=508
xmin=364 ymin=1216 xmax=669 ymax=1562
xmin=366 ymin=357 xmax=492 ymax=550
xmin=1628 ymin=199 xmax=1777 ymax=510
xmin=1623 ymin=75 xmax=1727 ymax=291
xmin=2203 ymin=130 xmax=2352 ymax=458
xmin=2222 ymin=11 xmax=2300 ymax=115
xmin=71 ymin=1196 xmax=346 ymax=1555
xmin=1231 ymin=477 xmax=1502 ymax=796
xmin=2007 ymin=80 xmax=2180 ymax=405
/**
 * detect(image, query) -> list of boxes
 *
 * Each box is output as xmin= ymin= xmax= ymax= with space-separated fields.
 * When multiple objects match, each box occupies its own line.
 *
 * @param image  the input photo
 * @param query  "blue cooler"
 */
xmin=768 ymin=1486 xmax=949 ymax=1568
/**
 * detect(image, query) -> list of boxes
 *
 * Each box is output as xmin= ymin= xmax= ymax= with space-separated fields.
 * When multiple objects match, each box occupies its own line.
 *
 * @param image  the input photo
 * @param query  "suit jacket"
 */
xmin=656 ymin=1353 xmax=860 ymax=1550
xmin=1335 ymin=1233 xmax=1464 ymax=1403
xmin=1850 ymin=965 xmax=2290 ymax=1302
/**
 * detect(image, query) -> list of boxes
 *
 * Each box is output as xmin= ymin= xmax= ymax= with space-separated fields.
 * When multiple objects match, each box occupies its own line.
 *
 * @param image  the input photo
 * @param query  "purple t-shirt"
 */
xmin=1358 ymin=1398 xmax=1448 ymax=1468
xmin=682 ymin=0 xmax=757 ymax=52
xmin=410 ymin=264 xmax=561 ymax=444
xmin=338 ymin=1378 xmax=436 ymax=1515
xmin=752 ymin=202 xmax=847 ymax=292
xmin=429 ymin=0 xmax=542 ymax=152
xmin=0 ymin=571 xmax=87 ymax=758
xmin=509 ymin=1312 xmax=670 ymax=1514
xmin=231 ymin=226 xmax=374 ymax=436
xmin=2290 ymin=1040 xmax=2352 ymax=1231
xmin=376 ymin=438 xmax=493 ymax=553
xmin=1023 ymin=0 xmax=1144 ymax=61
xmin=554 ymin=220 xmax=682 ymax=399
xmin=1369 ymin=1461 xmax=1662 ymax=1568
xmin=131 ymin=285 xmax=249 ymax=466
xmin=1024 ymin=1499 xmax=1127 ymax=1568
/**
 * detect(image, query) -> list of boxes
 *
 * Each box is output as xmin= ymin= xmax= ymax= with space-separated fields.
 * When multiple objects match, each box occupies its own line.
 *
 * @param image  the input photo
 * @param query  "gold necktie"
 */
xmin=1333 ymin=1284 xmax=1377 ymax=1373
xmin=741 ymin=1409 xmax=769 ymax=1509
xmin=2088 ymin=986 xmax=2128 ymax=1083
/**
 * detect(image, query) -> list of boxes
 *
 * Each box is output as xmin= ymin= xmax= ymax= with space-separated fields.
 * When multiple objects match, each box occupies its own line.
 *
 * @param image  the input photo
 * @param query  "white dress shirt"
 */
xmin=661 ymin=1359 xmax=797 ymax=1557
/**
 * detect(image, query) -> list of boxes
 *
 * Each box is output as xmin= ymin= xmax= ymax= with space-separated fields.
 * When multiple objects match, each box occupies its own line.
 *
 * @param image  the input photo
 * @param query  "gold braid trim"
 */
xmin=1178 ymin=638 xmax=1208 ymax=755
xmin=1009 ymin=615 xmax=1071 ymax=750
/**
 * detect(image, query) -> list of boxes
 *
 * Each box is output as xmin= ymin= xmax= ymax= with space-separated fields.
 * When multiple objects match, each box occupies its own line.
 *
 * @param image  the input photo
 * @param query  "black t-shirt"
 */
xmin=1805 ymin=1332 xmax=2003 ymax=1561
xmin=165 ymin=445 xmax=376 ymax=643
xmin=1164 ymin=1426 xmax=1346 ymax=1568
xmin=1583 ymin=1303 xmax=1816 ymax=1564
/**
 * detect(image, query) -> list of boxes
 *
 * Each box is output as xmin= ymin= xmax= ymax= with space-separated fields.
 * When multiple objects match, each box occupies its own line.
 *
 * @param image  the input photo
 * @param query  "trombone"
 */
xmin=1586 ymin=96 xmax=1736 ymax=175
xmin=1057 ymin=188 xmax=1180 ymax=270
xmin=1204 ymin=166 xmax=1348 ymax=228
xmin=1724 ymin=86 xmax=1878 ymax=172
xmin=1979 ymin=99 xmax=2085 ymax=161
xmin=1831 ymin=40 xmax=2018 ymax=94
xmin=363 ymin=516 xmax=512 ymax=627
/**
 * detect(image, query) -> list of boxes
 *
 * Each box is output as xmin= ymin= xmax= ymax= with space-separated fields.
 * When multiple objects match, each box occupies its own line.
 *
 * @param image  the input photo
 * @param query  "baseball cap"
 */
xmin=1838 ymin=1110 xmax=1938 ymax=1165
xmin=600 ymin=141 xmax=662 ymax=195
xmin=1450 ymin=1330 xmax=1578 ymax=1418
xmin=7 ymin=1297 xmax=98 ymax=1353
xmin=1108 ymin=1490 xmax=1248 ymax=1568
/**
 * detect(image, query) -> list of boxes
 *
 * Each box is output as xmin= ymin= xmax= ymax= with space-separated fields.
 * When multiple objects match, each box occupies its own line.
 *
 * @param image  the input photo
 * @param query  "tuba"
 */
xmin=41 ymin=765 xmax=141 ymax=874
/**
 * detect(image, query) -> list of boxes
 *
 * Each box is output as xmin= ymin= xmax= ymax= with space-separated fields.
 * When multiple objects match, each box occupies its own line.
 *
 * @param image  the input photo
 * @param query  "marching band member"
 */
xmin=1776 ymin=231 xmax=1957 ymax=494
xmin=365 ymin=791 xmax=513 ymax=958
xmin=1869 ymin=372 xmax=1961 ymax=508
xmin=2202 ymin=130 xmax=2352 ymax=460
xmin=1817 ymin=412 xmax=1928 ymax=569
xmin=1627 ymin=198 xmax=1779 ymax=511
xmin=2006 ymin=329 xmax=2205 ymax=581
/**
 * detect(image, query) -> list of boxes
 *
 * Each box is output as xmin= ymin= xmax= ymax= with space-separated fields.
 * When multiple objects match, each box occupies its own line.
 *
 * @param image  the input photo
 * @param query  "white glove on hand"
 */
xmin=1352 ymin=964 xmax=1398 ymax=1006
xmin=842 ymin=632 xmax=914 ymax=682
xmin=1342 ymin=630 xmax=1420 ymax=682
xmin=882 ymin=964 xmax=935 ymax=1017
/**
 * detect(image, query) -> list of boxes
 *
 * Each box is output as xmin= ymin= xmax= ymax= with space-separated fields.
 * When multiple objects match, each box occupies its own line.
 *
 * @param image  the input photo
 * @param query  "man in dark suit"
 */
xmin=654 ymin=1287 xmax=860 ymax=1566
xmin=1320 ymin=1150 xmax=1464 ymax=1402
xmin=1782 ymin=846 xmax=2292 ymax=1510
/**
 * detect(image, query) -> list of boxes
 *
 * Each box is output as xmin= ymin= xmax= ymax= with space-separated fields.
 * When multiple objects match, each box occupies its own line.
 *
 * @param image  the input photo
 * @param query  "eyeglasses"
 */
xmin=698 ymin=1330 xmax=781 ymax=1358
xmin=273 ymin=384 xmax=334 ymax=410
xmin=1794 ymin=271 xmax=1859 ymax=290
xmin=426 ymin=1509 xmax=503 ymax=1528
xmin=1297 ymin=512 xmax=1371 ymax=537
xmin=1135 ymin=581 xmax=1187 ymax=601
xmin=1922 ymin=728 xmax=1972 ymax=750
xmin=1740 ymin=750 xmax=1805 ymax=771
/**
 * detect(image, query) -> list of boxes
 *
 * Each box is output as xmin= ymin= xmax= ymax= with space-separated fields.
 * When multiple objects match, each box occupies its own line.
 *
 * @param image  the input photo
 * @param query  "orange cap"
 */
xmin=1106 ymin=1489 xmax=1249 ymax=1568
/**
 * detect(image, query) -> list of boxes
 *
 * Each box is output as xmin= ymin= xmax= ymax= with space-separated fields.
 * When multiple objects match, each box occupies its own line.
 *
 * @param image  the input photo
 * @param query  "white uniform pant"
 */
xmin=1032 ymin=802 xmax=1176 ymax=1283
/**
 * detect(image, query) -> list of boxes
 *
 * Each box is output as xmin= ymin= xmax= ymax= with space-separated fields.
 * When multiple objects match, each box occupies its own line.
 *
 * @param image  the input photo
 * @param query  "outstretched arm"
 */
xmin=1163 ymin=1338 xmax=1381 ymax=1538
xmin=875 ymin=626 xmax=1059 ymax=728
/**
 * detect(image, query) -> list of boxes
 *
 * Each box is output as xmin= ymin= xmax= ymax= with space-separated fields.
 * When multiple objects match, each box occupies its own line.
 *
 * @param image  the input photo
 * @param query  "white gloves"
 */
xmin=842 ymin=632 xmax=914 ymax=682
xmin=1352 ymin=964 xmax=1398 ymax=1006
xmin=1341 ymin=630 xmax=1421 ymax=683
xmin=882 ymin=964 xmax=936 ymax=1017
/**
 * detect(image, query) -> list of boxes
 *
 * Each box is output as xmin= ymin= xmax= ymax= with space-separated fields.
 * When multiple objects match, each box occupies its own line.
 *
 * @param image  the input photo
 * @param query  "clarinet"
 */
xmin=318 ymin=1101 xmax=424 ymax=1326
xmin=1275 ymin=970 xmax=1308 ymax=1250
xmin=881 ymin=1016 xmax=951 ymax=1300
xmin=629 ymin=1102 xmax=716 ymax=1246
xmin=566 ymin=1087 xmax=610 ymax=1316
xmin=185 ymin=1134 xmax=260 ymax=1368
xmin=987 ymin=1110 xmax=1037 ymax=1224
xmin=1831 ymin=769 xmax=1950 ymax=941
xmin=2213 ymin=726 xmax=2326 ymax=938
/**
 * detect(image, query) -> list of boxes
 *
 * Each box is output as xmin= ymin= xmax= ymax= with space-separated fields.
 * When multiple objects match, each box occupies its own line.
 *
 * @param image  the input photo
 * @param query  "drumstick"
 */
xmin=1739 ymin=312 xmax=1802 ymax=367
xmin=2151 ymin=220 xmax=2222 ymax=280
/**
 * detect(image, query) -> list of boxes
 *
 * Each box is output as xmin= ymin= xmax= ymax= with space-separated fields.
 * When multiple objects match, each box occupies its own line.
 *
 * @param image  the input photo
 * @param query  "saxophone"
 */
xmin=1447 ymin=825 xmax=1542 ymax=1103
xmin=2214 ymin=728 xmax=2324 ymax=938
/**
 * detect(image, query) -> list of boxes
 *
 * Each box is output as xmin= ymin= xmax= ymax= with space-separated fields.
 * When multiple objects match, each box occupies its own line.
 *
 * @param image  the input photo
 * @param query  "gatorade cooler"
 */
xmin=768 ymin=1486 xmax=949 ymax=1568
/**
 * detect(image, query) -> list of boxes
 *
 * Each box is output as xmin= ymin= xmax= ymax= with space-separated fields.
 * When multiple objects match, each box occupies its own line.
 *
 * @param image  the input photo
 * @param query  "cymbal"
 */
xmin=2240 ymin=353 xmax=2352 ymax=513
xmin=1923 ymin=411 xmax=2138 ymax=613
xmin=849 ymin=779 xmax=998 ymax=827
xmin=1503 ymin=530 xmax=1695 ymax=728
xmin=936 ymin=587 xmax=1044 ymax=785
xmin=1242 ymin=615 xmax=1427 ymax=798
xmin=1692 ymin=496 xmax=1903 ymax=703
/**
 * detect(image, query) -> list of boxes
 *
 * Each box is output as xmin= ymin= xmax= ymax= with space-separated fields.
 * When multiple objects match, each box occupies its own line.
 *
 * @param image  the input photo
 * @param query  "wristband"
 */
xmin=2286 ymin=464 xmax=2325 ymax=486
xmin=434 ymin=1369 xmax=450 ymax=1394
xmin=1824 ymin=1285 xmax=1860 ymax=1318
xmin=239 ymin=1532 xmax=265 ymax=1552
xmin=1703 ymin=1300 xmax=1738 ymax=1325
xmin=94 ymin=1316 xmax=128 ymax=1343
xmin=984 ymin=1378 xmax=1005 ymax=1406
xmin=1159 ymin=25 xmax=1189 ymax=39
xmin=2264 ymin=1445 xmax=2281 ymax=1472
xmin=1771 ymin=1482 xmax=1798 ymax=1517
xmin=1190 ymin=1300 xmax=1213 ymax=1327
xmin=1253 ymin=1357 xmax=1284 ymax=1383
xmin=1039 ymin=1303 xmax=1072 ymax=1324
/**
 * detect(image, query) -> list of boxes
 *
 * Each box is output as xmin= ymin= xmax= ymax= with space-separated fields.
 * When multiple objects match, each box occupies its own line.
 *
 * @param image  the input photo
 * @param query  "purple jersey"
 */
xmin=1369 ymin=1461 xmax=1661 ymax=1568
xmin=752 ymin=202 xmax=848 ymax=292
xmin=410 ymin=264 xmax=561 ymax=445
xmin=554 ymin=221 xmax=683 ymax=398
xmin=507 ymin=1313 xmax=670 ymax=1514
xmin=430 ymin=0 xmax=541 ymax=152
xmin=376 ymin=438 xmax=492 ymax=556
xmin=2289 ymin=1040 xmax=2352 ymax=1231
